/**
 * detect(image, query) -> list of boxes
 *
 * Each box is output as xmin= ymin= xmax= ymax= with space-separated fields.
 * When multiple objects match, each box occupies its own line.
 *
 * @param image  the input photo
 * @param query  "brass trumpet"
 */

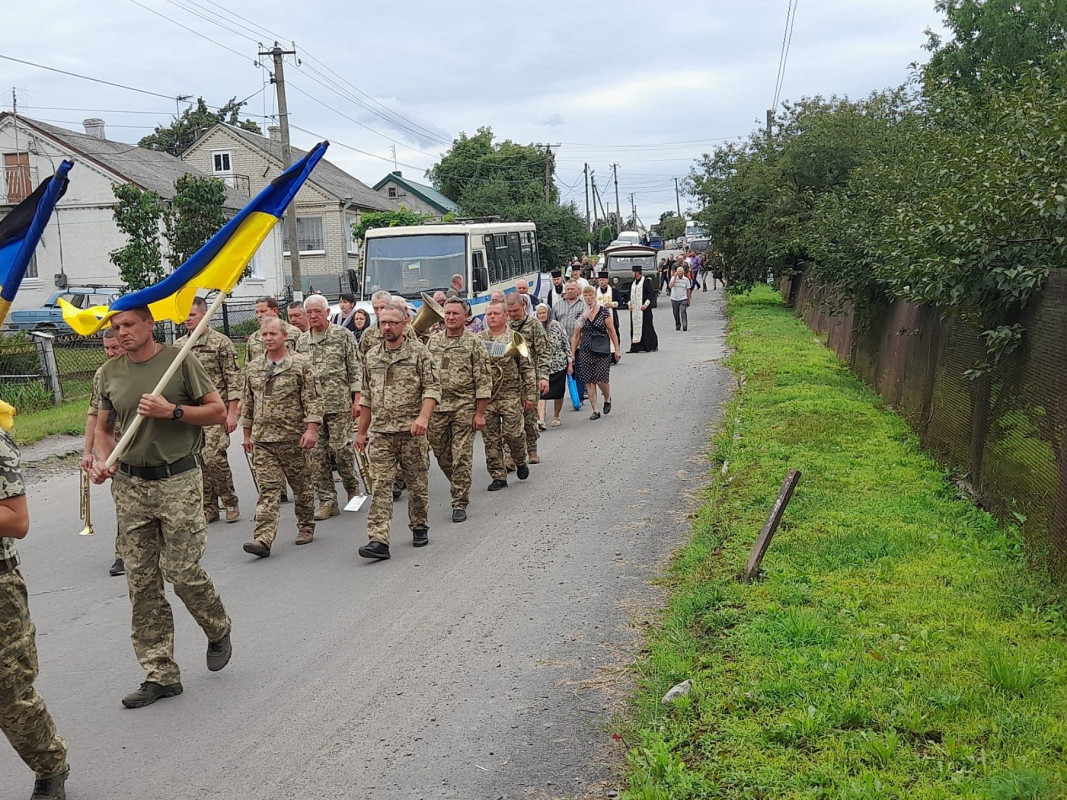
xmin=410 ymin=292 xmax=445 ymax=339
xmin=483 ymin=332 xmax=531 ymax=402
xmin=354 ymin=446 xmax=374 ymax=496
xmin=78 ymin=468 xmax=95 ymax=536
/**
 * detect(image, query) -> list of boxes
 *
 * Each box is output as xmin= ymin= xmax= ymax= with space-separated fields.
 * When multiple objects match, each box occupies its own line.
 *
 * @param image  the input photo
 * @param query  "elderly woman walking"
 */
xmin=536 ymin=303 xmax=571 ymax=428
xmin=569 ymin=285 xmax=621 ymax=420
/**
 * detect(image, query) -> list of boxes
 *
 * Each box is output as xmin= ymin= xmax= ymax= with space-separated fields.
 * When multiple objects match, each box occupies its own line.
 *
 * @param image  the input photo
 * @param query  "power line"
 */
xmin=0 ymin=54 xmax=178 ymax=100
xmin=772 ymin=0 xmax=799 ymax=110
xmin=125 ymin=0 xmax=262 ymax=65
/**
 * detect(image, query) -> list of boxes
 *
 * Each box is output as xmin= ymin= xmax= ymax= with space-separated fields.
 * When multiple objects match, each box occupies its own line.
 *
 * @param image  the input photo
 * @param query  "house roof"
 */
xmin=0 ymin=113 xmax=248 ymax=210
xmin=214 ymin=124 xmax=391 ymax=212
xmin=372 ymin=171 xmax=459 ymax=214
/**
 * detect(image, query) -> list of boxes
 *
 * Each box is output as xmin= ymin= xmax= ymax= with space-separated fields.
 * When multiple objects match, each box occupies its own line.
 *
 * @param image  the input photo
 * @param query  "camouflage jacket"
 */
xmin=246 ymin=320 xmax=302 ymax=364
xmin=508 ymin=314 xmax=551 ymax=382
xmin=174 ymin=328 xmax=242 ymax=402
xmin=359 ymin=337 xmax=441 ymax=433
xmin=0 ymin=429 xmax=24 ymax=563
xmin=478 ymin=329 xmax=537 ymax=404
xmin=426 ymin=329 xmax=492 ymax=412
xmin=296 ymin=323 xmax=362 ymax=411
xmin=240 ymin=352 xmax=323 ymax=442
xmin=358 ymin=324 xmax=416 ymax=358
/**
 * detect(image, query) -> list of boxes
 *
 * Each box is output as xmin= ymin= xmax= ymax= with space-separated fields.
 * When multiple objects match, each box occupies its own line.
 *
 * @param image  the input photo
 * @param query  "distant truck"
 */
xmin=600 ymin=244 xmax=660 ymax=306
xmin=6 ymin=286 xmax=123 ymax=333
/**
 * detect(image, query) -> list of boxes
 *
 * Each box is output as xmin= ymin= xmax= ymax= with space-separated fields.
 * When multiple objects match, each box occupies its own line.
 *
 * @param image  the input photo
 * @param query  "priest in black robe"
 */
xmin=545 ymin=269 xmax=565 ymax=311
xmin=627 ymin=266 xmax=659 ymax=353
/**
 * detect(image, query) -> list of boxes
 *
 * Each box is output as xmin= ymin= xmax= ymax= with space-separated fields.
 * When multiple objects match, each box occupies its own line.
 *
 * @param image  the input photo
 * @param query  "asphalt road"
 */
xmin=2 ymin=292 xmax=730 ymax=800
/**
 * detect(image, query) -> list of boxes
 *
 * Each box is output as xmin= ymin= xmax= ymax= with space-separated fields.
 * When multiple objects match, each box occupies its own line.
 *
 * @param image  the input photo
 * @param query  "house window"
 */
xmin=212 ymin=151 xmax=232 ymax=174
xmin=346 ymin=214 xmax=359 ymax=254
xmin=282 ymin=215 xmax=325 ymax=254
xmin=26 ymin=252 xmax=37 ymax=279
xmin=387 ymin=186 xmax=397 ymax=198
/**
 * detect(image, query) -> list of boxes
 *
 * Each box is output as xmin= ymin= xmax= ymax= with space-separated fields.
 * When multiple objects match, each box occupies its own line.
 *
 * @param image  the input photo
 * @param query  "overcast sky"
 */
xmin=2 ymin=0 xmax=946 ymax=224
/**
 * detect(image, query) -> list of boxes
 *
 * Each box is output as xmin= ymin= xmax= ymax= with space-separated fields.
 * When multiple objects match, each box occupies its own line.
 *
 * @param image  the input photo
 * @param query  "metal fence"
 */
xmin=0 ymin=288 xmax=327 ymax=414
xmin=782 ymin=268 xmax=1067 ymax=579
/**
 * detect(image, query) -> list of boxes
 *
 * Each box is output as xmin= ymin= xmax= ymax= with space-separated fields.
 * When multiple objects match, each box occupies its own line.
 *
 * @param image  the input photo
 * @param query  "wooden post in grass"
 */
xmin=743 ymin=469 xmax=802 ymax=582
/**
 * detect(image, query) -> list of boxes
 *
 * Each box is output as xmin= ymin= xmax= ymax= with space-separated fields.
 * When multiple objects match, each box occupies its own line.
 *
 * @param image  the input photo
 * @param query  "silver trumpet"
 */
xmin=78 ymin=468 xmax=95 ymax=536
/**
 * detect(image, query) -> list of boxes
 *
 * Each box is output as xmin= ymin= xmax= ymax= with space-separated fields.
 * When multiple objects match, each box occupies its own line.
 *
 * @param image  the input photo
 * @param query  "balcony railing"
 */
xmin=2 ymin=164 xmax=39 ymax=204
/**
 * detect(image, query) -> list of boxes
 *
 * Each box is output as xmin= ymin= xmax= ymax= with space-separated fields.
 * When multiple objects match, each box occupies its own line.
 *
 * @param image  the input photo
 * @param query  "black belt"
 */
xmin=119 ymin=455 xmax=200 ymax=481
xmin=0 ymin=555 xmax=19 ymax=575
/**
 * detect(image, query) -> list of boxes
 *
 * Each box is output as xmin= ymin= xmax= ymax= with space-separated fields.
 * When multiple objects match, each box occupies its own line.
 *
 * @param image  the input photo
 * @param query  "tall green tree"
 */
xmin=428 ymin=127 xmax=554 ymax=207
xmin=110 ymin=185 xmax=164 ymax=291
xmin=139 ymin=97 xmax=262 ymax=157
xmin=163 ymin=175 xmax=228 ymax=268
xmin=923 ymin=0 xmax=1067 ymax=93
xmin=657 ymin=211 xmax=685 ymax=241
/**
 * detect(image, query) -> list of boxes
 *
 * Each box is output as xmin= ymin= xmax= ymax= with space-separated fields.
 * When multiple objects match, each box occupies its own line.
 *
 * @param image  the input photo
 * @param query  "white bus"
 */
xmin=361 ymin=221 xmax=545 ymax=317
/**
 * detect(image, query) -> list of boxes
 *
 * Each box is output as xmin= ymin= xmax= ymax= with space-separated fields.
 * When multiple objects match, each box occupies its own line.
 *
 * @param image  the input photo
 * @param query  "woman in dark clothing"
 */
xmin=569 ymin=285 xmax=621 ymax=420
xmin=352 ymin=308 xmax=371 ymax=344
xmin=333 ymin=292 xmax=359 ymax=333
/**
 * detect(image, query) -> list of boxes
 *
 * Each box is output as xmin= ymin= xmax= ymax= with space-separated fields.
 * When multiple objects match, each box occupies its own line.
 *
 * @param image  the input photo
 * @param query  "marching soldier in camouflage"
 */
xmin=175 ymin=297 xmax=242 ymax=524
xmin=90 ymin=306 xmax=233 ymax=710
xmin=245 ymin=295 xmax=301 ymax=363
xmin=426 ymin=298 xmax=491 ymax=523
xmin=0 ymin=426 xmax=70 ymax=800
xmin=504 ymin=292 xmax=551 ymax=465
xmin=240 ymin=318 xmax=322 ymax=555
xmin=359 ymin=291 xmax=415 ymax=501
xmin=479 ymin=300 xmax=536 ymax=490
xmin=297 ymin=295 xmax=362 ymax=520
xmin=356 ymin=301 xmax=441 ymax=560
xmin=84 ymin=328 xmax=127 ymax=577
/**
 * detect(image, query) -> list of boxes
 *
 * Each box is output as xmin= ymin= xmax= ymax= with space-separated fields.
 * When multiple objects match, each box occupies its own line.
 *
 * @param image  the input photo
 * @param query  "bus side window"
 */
xmin=508 ymin=232 xmax=521 ymax=278
xmin=473 ymin=251 xmax=489 ymax=293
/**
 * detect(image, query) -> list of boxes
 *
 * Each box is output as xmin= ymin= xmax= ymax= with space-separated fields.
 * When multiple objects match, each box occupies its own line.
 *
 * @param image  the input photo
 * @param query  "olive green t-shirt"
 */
xmin=99 ymin=345 xmax=217 ymax=468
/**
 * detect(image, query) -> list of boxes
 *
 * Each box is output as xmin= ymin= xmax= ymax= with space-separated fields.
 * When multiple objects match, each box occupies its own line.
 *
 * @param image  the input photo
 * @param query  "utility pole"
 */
xmin=535 ymin=143 xmax=559 ymax=204
xmin=611 ymin=163 xmax=621 ymax=234
xmin=674 ymin=177 xmax=682 ymax=218
xmin=583 ymin=163 xmax=592 ymax=254
xmin=260 ymin=42 xmax=302 ymax=293
xmin=766 ymin=109 xmax=774 ymax=145
xmin=629 ymin=193 xmax=636 ymax=230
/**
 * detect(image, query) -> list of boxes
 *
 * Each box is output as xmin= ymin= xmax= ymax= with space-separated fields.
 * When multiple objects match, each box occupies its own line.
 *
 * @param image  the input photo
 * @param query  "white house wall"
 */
xmin=0 ymin=118 xmax=286 ymax=312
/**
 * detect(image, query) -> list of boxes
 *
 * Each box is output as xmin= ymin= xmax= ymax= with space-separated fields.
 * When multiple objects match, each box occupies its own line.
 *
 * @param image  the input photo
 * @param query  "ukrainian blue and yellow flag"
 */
xmin=0 ymin=159 xmax=73 ymax=328
xmin=62 ymin=142 xmax=329 ymax=335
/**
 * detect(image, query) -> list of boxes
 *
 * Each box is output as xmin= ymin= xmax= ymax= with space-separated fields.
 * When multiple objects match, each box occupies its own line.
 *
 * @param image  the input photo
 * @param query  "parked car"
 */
xmin=7 ymin=286 xmax=124 ymax=333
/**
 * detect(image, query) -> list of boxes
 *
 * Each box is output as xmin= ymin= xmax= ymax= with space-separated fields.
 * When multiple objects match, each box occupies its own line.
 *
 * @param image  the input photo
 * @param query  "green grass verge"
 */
xmin=10 ymin=400 xmax=87 ymax=446
xmin=622 ymin=287 xmax=1067 ymax=799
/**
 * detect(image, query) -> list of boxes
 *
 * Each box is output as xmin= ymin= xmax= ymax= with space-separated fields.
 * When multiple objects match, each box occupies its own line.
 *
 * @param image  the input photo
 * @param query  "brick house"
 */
xmin=182 ymin=124 xmax=391 ymax=293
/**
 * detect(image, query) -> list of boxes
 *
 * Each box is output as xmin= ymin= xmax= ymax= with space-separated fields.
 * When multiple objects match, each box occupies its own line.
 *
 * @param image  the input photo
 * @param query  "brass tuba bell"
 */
xmin=410 ymin=292 xmax=445 ymax=336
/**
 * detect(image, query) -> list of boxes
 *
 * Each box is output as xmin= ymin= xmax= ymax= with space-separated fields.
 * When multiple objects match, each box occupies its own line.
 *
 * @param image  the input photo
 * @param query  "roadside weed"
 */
xmin=621 ymin=287 xmax=1067 ymax=798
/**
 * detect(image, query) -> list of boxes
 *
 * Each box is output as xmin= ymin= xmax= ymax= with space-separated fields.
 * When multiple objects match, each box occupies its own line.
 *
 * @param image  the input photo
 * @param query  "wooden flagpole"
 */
xmin=104 ymin=291 xmax=229 ymax=469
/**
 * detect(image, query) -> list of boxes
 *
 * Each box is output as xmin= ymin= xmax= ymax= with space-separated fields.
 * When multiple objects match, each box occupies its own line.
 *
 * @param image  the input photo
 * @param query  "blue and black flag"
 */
xmin=0 ymin=159 xmax=73 ymax=326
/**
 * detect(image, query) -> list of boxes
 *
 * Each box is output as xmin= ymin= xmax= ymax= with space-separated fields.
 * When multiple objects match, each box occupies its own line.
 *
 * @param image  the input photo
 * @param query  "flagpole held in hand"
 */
xmin=103 ymin=291 xmax=228 ymax=469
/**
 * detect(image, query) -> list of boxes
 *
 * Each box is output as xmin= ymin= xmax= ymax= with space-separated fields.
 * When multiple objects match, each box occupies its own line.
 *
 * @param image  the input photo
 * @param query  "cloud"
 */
xmin=538 ymin=113 xmax=565 ymax=127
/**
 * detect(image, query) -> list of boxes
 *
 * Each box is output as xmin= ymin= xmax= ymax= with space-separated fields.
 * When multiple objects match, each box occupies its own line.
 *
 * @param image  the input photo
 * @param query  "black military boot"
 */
xmin=207 ymin=631 xmax=232 ymax=672
xmin=122 ymin=681 xmax=183 ymax=709
xmin=412 ymin=527 xmax=429 ymax=547
xmin=31 ymin=768 xmax=68 ymax=800
xmin=359 ymin=541 xmax=391 ymax=560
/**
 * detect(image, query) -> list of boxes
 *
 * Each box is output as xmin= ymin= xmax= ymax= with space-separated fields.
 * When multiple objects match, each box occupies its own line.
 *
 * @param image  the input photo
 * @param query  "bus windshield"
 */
xmin=364 ymin=234 xmax=466 ymax=297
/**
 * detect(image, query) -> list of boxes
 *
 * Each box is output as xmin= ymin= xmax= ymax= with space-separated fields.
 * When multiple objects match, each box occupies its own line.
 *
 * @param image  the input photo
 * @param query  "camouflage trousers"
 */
xmin=251 ymin=440 xmax=315 ymax=546
xmin=112 ymin=467 xmax=231 ymax=685
xmin=310 ymin=411 xmax=359 ymax=507
xmin=484 ymin=397 xmax=527 ymax=480
xmin=428 ymin=406 xmax=477 ymax=509
xmin=522 ymin=406 xmax=540 ymax=453
xmin=0 ymin=571 xmax=67 ymax=779
xmin=366 ymin=432 xmax=429 ymax=545
xmin=202 ymin=424 xmax=237 ymax=509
